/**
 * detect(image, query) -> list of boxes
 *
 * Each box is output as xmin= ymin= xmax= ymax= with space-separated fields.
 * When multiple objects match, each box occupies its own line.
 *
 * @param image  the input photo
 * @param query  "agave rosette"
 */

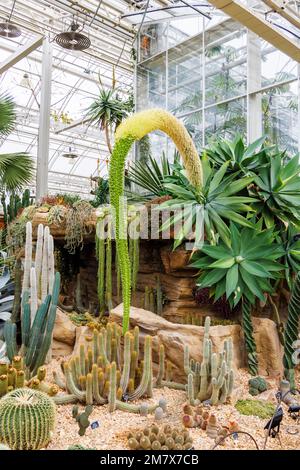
xmin=159 ymin=157 xmax=256 ymax=248
xmin=190 ymin=222 xmax=285 ymax=307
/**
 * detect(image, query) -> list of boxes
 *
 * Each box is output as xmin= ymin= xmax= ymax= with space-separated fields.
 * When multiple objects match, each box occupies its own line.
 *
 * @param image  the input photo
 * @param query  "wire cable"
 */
xmin=211 ymin=431 xmax=260 ymax=450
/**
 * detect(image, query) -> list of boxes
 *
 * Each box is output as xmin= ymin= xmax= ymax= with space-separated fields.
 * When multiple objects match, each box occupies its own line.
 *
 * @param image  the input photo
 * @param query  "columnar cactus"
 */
xmin=53 ymin=323 xmax=160 ymax=414
xmin=109 ymin=109 xmax=203 ymax=333
xmin=0 ymin=388 xmax=56 ymax=450
xmin=184 ymin=317 xmax=234 ymax=405
xmin=4 ymin=272 xmax=61 ymax=378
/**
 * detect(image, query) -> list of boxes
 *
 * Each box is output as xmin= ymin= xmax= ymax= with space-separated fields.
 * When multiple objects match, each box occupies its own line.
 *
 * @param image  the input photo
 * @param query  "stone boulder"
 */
xmin=110 ymin=304 xmax=283 ymax=382
xmin=52 ymin=308 xmax=76 ymax=357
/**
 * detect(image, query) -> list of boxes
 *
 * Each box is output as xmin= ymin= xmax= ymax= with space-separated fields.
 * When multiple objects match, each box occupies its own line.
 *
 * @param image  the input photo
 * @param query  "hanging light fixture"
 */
xmin=55 ymin=18 xmax=91 ymax=51
xmin=62 ymin=146 xmax=79 ymax=161
xmin=20 ymin=72 xmax=32 ymax=88
xmin=0 ymin=0 xmax=22 ymax=38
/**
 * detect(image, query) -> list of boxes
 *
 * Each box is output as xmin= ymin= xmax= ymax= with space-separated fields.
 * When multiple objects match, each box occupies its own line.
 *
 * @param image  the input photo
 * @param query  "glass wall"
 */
xmin=135 ymin=17 xmax=300 ymax=161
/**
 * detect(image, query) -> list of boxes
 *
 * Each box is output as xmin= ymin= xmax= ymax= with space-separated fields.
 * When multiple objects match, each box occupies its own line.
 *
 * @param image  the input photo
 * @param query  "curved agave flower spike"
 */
xmin=109 ymin=108 xmax=203 ymax=333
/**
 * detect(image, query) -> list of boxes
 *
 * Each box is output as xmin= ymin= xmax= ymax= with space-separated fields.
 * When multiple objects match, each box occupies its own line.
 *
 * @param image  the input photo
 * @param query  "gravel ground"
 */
xmin=45 ymin=360 xmax=300 ymax=451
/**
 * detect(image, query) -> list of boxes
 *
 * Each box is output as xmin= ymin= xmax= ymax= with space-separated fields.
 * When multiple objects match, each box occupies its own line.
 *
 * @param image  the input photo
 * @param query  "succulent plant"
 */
xmin=72 ymin=405 xmax=93 ymax=436
xmin=248 ymin=376 xmax=267 ymax=396
xmin=53 ymin=323 xmax=161 ymax=414
xmin=0 ymin=388 xmax=56 ymax=450
xmin=283 ymin=272 xmax=300 ymax=389
xmin=185 ymin=317 xmax=234 ymax=406
xmin=0 ymin=357 xmax=58 ymax=398
xmin=127 ymin=423 xmax=193 ymax=450
xmin=4 ymin=222 xmax=60 ymax=379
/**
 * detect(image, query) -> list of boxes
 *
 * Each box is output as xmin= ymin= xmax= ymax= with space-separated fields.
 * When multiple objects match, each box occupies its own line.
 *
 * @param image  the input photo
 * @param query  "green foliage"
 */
xmin=126 ymin=152 xmax=175 ymax=201
xmin=283 ymin=272 xmax=300 ymax=389
xmin=0 ymin=93 xmax=34 ymax=192
xmin=235 ymin=399 xmax=275 ymax=419
xmin=90 ymin=178 xmax=109 ymax=207
xmin=159 ymin=156 xmax=255 ymax=248
xmin=191 ymin=222 xmax=284 ymax=307
xmin=250 ymin=153 xmax=300 ymax=228
xmin=205 ymin=134 xmax=268 ymax=174
xmin=0 ymin=388 xmax=56 ymax=450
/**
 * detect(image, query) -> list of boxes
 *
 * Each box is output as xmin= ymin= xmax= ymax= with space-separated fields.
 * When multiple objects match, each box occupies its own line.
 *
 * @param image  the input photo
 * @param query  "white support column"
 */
xmin=36 ymin=38 xmax=52 ymax=200
xmin=247 ymin=30 xmax=262 ymax=143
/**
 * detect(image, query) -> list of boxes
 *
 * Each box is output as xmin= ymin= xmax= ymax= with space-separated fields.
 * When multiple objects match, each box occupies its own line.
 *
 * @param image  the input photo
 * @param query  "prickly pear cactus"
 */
xmin=0 ymin=388 xmax=56 ymax=450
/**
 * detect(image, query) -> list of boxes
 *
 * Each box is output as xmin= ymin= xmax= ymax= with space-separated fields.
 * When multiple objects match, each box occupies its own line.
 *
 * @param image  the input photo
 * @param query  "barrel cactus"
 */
xmin=0 ymin=388 xmax=56 ymax=450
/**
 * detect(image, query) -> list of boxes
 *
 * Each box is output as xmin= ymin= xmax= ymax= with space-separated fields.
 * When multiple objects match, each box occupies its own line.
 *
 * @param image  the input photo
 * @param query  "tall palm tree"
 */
xmin=0 ymin=93 xmax=34 ymax=191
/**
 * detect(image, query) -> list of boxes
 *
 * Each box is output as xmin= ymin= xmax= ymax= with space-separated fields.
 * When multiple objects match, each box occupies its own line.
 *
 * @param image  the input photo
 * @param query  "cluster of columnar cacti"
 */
xmin=184 ymin=317 xmax=234 ymax=405
xmin=0 ymin=357 xmax=58 ymax=397
xmin=96 ymin=206 xmax=141 ymax=316
xmin=53 ymin=323 xmax=160 ymax=414
xmin=4 ymin=221 xmax=60 ymax=377
xmin=283 ymin=272 xmax=300 ymax=389
xmin=128 ymin=423 xmax=193 ymax=451
xmin=109 ymin=109 xmax=202 ymax=332
xmin=72 ymin=404 xmax=93 ymax=436
xmin=0 ymin=388 xmax=56 ymax=450
xmin=143 ymin=276 xmax=164 ymax=315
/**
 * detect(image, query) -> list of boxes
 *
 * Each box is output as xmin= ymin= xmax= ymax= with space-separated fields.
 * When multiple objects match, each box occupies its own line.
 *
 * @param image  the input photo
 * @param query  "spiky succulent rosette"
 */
xmin=109 ymin=109 xmax=202 ymax=333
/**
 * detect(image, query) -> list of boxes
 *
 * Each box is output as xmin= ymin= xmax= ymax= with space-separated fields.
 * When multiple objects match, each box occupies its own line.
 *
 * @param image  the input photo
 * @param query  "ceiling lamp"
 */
xmin=0 ymin=21 xmax=21 ymax=38
xmin=0 ymin=0 xmax=22 ymax=38
xmin=62 ymin=146 xmax=79 ymax=161
xmin=55 ymin=20 xmax=91 ymax=51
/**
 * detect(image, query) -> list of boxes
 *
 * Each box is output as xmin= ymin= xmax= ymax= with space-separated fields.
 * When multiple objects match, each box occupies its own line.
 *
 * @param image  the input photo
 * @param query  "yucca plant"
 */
xmin=125 ymin=152 xmax=174 ymax=201
xmin=205 ymin=134 xmax=269 ymax=175
xmin=159 ymin=155 xmax=255 ymax=248
xmin=250 ymin=153 xmax=300 ymax=228
xmin=0 ymin=93 xmax=34 ymax=192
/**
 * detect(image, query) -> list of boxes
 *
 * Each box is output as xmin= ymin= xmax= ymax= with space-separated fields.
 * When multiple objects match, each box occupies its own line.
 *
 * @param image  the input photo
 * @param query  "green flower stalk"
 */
xmin=109 ymin=109 xmax=202 ymax=332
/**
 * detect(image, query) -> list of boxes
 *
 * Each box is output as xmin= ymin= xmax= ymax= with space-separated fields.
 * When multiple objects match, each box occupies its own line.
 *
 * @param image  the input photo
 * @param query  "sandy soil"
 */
xmin=45 ymin=360 xmax=300 ymax=451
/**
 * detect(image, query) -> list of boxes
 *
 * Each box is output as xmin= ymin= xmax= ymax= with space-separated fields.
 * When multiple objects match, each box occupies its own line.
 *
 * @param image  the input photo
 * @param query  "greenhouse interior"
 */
xmin=0 ymin=0 xmax=300 ymax=454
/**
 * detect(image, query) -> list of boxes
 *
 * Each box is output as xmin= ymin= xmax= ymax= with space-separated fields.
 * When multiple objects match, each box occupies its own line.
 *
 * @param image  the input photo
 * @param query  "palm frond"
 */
xmin=0 ymin=93 xmax=16 ymax=137
xmin=0 ymin=153 xmax=34 ymax=191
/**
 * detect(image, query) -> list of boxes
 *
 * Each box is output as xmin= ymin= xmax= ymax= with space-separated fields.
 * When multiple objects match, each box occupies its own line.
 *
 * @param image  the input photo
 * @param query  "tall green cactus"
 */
xmin=4 ymin=272 xmax=60 ymax=378
xmin=283 ymin=272 xmax=300 ymax=389
xmin=242 ymin=298 xmax=258 ymax=376
xmin=0 ymin=388 xmax=56 ymax=450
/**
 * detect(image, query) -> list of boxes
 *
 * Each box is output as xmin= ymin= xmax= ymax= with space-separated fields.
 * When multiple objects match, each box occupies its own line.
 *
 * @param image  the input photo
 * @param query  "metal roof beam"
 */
xmin=0 ymin=35 xmax=43 ymax=75
xmin=208 ymin=0 xmax=300 ymax=62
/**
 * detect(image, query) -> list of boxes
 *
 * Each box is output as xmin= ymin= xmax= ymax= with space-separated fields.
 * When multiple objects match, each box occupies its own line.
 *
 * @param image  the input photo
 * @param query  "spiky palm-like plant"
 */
xmin=0 ymin=93 xmax=33 ymax=192
xmin=86 ymin=87 xmax=133 ymax=154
